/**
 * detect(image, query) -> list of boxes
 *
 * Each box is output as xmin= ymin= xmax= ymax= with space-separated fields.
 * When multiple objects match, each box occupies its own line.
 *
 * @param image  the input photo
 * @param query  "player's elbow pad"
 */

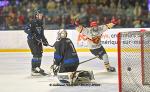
xmin=76 ymin=26 xmax=83 ymax=33
xmin=24 ymin=24 xmax=31 ymax=34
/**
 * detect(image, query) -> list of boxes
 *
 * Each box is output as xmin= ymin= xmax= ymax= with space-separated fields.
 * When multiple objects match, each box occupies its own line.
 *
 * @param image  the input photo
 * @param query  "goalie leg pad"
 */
xmin=57 ymin=70 xmax=94 ymax=84
xmin=58 ymin=65 xmax=78 ymax=73
xmin=73 ymin=71 xmax=94 ymax=84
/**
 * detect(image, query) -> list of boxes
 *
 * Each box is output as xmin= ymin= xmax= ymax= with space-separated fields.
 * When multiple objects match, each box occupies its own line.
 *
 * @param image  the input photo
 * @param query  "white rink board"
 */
xmin=0 ymin=28 xmax=149 ymax=49
xmin=0 ymin=28 xmax=149 ymax=92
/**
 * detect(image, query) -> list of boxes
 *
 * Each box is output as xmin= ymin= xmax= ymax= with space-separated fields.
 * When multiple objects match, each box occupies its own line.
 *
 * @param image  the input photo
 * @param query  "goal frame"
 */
xmin=117 ymin=31 xmax=147 ymax=92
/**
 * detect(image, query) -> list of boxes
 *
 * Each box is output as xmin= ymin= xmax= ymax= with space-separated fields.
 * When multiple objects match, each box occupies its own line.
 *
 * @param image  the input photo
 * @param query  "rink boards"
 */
xmin=0 ymin=28 xmax=150 ymax=52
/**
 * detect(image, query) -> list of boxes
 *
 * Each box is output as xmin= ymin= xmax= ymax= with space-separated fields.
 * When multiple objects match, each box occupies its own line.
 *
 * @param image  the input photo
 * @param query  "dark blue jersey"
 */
xmin=54 ymin=38 xmax=79 ymax=67
xmin=24 ymin=19 xmax=47 ymax=42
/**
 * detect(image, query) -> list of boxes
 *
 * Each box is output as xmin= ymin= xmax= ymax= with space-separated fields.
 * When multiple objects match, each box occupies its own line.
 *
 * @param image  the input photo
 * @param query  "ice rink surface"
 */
xmin=0 ymin=52 xmax=118 ymax=92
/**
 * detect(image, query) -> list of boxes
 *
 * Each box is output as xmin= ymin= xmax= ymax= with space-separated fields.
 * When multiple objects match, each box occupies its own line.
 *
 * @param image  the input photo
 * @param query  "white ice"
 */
xmin=0 ymin=52 xmax=118 ymax=92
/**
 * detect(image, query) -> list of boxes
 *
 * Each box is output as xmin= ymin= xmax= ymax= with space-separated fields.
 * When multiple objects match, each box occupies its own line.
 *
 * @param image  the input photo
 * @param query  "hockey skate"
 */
xmin=31 ymin=67 xmax=48 ymax=76
xmin=106 ymin=66 xmax=116 ymax=72
xmin=104 ymin=63 xmax=116 ymax=72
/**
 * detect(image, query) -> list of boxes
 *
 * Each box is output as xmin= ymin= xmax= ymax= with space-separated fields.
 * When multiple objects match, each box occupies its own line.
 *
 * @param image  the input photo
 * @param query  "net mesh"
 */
xmin=118 ymin=31 xmax=150 ymax=92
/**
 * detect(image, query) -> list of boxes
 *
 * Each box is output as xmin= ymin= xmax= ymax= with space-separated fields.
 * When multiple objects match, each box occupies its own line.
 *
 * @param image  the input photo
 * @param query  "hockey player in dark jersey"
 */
xmin=53 ymin=29 xmax=79 ymax=73
xmin=24 ymin=9 xmax=49 ymax=76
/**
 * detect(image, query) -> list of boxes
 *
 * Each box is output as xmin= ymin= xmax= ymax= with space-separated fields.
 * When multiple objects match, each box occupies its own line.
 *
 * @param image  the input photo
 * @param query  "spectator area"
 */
xmin=0 ymin=0 xmax=149 ymax=30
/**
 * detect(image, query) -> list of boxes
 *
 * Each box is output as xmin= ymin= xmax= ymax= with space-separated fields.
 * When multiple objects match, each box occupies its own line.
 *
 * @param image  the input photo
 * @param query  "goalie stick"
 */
xmin=50 ymin=56 xmax=99 ymax=75
xmin=47 ymin=44 xmax=54 ymax=47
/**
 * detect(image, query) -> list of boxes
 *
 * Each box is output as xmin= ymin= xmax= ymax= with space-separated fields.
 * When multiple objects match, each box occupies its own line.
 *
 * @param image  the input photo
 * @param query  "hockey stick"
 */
xmin=79 ymin=55 xmax=99 ymax=65
xmin=34 ymin=37 xmax=54 ymax=47
xmin=50 ymin=56 xmax=99 ymax=74
xmin=48 ymin=44 xmax=54 ymax=47
xmin=50 ymin=56 xmax=99 ymax=76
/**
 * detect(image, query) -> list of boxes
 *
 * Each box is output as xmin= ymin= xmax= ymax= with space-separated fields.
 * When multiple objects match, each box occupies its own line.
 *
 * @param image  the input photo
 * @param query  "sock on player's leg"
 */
xmin=31 ymin=57 xmax=41 ymax=76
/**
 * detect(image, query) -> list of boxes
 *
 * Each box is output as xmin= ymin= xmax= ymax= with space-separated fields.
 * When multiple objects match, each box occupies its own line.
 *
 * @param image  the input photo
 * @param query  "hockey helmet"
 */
xmin=33 ymin=8 xmax=44 ymax=20
xmin=33 ymin=8 xmax=42 ymax=16
xmin=57 ymin=29 xmax=67 ymax=40
xmin=90 ymin=21 xmax=98 ymax=27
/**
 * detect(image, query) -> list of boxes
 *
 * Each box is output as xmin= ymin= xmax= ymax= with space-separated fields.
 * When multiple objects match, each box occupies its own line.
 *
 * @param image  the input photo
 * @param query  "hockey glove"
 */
xmin=71 ymin=17 xmax=81 ymax=27
xmin=43 ymin=39 xmax=49 ymax=46
xmin=111 ymin=18 xmax=119 ymax=25
xmin=74 ymin=18 xmax=80 ymax=26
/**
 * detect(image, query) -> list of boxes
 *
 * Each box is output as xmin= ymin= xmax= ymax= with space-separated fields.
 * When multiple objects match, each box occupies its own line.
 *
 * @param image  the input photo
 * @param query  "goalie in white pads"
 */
xmin=75 ymin=20 xmax=117 ymax=72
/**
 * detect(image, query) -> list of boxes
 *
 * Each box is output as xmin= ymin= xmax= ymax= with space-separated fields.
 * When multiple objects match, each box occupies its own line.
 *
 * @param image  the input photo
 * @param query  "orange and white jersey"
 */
xmin=76 ymin=25 xmax=108 ymax=49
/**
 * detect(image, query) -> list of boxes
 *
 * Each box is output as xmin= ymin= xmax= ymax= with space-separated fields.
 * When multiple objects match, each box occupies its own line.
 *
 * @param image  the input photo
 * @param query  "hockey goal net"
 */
xmin=118 ymin=31 xmax=150 ymax=92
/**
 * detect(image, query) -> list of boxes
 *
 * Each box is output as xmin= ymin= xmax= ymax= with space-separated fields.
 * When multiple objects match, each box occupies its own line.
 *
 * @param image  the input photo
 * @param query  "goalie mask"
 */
xmin=57 ymin=29 xmax=67 ymax=40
